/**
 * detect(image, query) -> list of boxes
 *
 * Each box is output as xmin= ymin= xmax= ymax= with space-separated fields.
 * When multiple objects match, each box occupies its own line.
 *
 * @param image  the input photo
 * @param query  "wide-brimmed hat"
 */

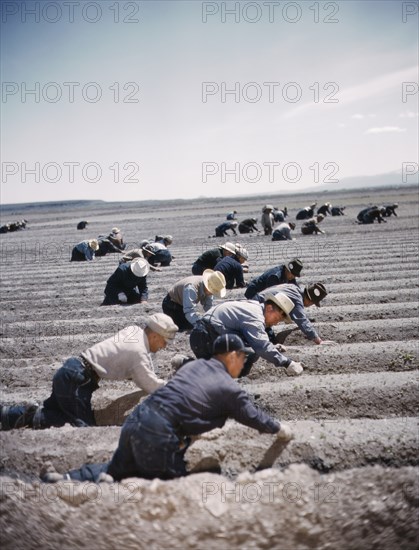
xmin=141 ymin=244 xmax=156 ymax=256
xmin=263 ymin=204 xmax=274 ymax=211
xmin=146 ymin=313 xmax=179 ymax=341
xmin=220 ymin=242 xmax=236 ymax=254
xmin=317 ymin=214 xmax=325 ymax=221
xmin=264 ymin=292 xmax=295 ymax=324
xmin=304 ymin=283 xmax=327 ymax=307
xmin=287 ymin=258 xmax=303 ymax=277
xmin=202 ymin=269 xmax=227 ymax=298
xmin=235 ymin=244 xmax=249 ymax=261
xmin=111 ymin=227 xmax=121 ymax=234
xmin=213 ymin=334 xmax=253 ymax=356
xmin=288 ymin=222 xmax=296 ymax=231
xmin=230 ymin=221 xmax=238 ymax=227
xmin=163 ymin=235 xmax=173 ymax=245
xmin=130 ymin=257 xmax=150 ymax=277
xmin=88 ymin=239 xmax=99 ymax=251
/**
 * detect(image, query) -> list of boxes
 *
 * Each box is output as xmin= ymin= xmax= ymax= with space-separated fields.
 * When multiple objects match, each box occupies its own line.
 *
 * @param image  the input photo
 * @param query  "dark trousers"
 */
xmin=1 ymin=358 xmax=99 ymax=430
xmin=70 ymin=248 xmax=86 ymax=261
xmin=190 ymin=322 xmax=258 ymax=377
xmin=162 ymin=294 xmax=192 ymax=331
xmin=66 ymin=400 xmax=189 ymax=482
xmin=301 ymin=227 xmax=315 ymax=235
xmin=102 ymin=286 xmax=145 ymax=305
xmin=238 ymin=224 xmax=251 ymax=234
xmin=272 ymin=230 xmax=288 ymax=241
xmin=150 ymin=249 xmax=172 ymax=266
xmin=191 ymin=262 xmax=204 ymax=275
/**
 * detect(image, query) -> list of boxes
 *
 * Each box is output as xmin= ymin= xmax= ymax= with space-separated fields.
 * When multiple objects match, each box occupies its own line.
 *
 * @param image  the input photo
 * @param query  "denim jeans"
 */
xmin=108 ymin=400 xmax=189 ymax=480
xmin=67 ymin=400 xmax=189 ymax=482
xmin=150 ymin=249 xmax=172 ymax=266
xmin=2 ymin=357 xmax=99 ymax=430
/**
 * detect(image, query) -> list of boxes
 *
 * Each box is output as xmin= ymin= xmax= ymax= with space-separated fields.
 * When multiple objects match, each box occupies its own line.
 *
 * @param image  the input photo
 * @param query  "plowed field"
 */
xmin=1 ymin=186 xmax=418 ymax=549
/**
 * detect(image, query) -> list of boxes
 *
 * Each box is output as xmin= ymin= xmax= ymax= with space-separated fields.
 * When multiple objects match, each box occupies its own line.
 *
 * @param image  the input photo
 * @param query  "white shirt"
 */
xmin=82 ymin=326 xmax=165 ymax=394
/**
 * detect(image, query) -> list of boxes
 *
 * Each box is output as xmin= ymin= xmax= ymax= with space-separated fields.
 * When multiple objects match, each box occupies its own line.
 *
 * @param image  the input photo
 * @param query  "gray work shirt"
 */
xmin=255 ymin=284 xmax=319 ymax=341
xmin=201 ymin=300 xmax=290 ymax=367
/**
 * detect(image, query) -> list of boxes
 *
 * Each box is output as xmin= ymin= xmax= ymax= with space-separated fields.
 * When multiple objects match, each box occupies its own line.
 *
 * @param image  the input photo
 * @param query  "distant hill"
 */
xmin=0 ymin=200 xmax=105 ymax=213
xmin=299 ymin=170 xmax=418 ymax=193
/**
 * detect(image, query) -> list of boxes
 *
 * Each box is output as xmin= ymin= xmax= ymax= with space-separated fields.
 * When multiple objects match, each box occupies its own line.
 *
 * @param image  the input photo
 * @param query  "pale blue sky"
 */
xmin=1 ymin=0 xmax=418 ymax=204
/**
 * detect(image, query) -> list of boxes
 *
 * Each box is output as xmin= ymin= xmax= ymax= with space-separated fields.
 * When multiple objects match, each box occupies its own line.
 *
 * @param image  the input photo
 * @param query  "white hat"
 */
xmin=202 ymin=269 xmax=227 ymax=298
xmin=220 ymin=242 xmax=236 ymax=254
xmin=235 ymin=244 xmax=249 ymax=261
xmin=264 ymin=292 xmax=294 ymax=324
xmin=163 ymin=235 xmax=173 ymax=245
xmin=88 ymin=239 xmax=99 ymax=251
xmin=130 ymin=257 xmax=150 ymax=277
xmin=230 ymin=221 xmax=238 ymax=227
xmin=146 ymin=313 xmax=178 ymax=341
xmin=111 ymin=227 xmax=121 ymax=234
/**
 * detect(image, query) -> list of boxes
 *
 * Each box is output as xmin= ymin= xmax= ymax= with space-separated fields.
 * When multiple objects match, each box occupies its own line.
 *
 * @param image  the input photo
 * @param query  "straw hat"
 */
xmin=202 ymin=269 xmax=227 ymax=298
xmin=264 ymin=292 xmax=294 ymax=323
xmin=88 ymin=239 xmax=99 ymax=251
xmin=141 ymin=244 xmax=156 ymax=256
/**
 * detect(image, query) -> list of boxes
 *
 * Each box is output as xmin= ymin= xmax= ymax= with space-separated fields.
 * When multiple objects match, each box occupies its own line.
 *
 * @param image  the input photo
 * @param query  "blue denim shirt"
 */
xmin=75 ymin=240 xmax=95 ymax=261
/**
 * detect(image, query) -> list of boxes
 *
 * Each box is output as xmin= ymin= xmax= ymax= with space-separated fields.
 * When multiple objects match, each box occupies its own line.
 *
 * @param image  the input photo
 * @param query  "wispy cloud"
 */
xmin=365 ymin=126 xmax=406 ymax=134
xmin=283 ymin=66 xmax=417 ymax=119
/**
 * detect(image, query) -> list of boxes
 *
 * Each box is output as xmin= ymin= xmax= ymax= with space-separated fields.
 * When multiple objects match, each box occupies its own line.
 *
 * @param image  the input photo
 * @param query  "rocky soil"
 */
xmin=0 ymin=186 xmax=418 ymax=549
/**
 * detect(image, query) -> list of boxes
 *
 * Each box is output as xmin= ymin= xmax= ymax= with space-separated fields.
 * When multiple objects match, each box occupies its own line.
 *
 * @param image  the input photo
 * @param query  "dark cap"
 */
xmin=304 ymin=283 xmax=327 ymax=307
xmin=213 ymin=334 xmax=253 ymax=355
xmin=287 ymin=258 xmax=303 ymax=277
